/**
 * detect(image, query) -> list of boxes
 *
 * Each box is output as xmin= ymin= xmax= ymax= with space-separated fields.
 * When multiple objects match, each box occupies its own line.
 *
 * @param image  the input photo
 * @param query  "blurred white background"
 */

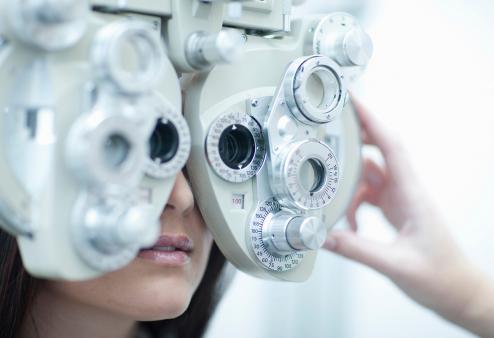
xmin=205 ymin=1 xmax=494 ymax=337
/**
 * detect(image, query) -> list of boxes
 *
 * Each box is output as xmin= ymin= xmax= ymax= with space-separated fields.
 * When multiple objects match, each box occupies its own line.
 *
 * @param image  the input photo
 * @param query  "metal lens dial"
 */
xmin=66 ymin=114 xmax=145 ymax=187
xmin=285 ymin=56 xmax=346 ymax=124
xmin=92 ymin=21 xmax=165 ymax=94
xmin=206 ymin=112 xmax=266 ymax=183
xmin=72 ymin=195 xmax=141 ymax=272
xmin=249 ymin=198 xmax=305 ymax=272
xmin=145 ymin=111 xmax=191 ymax=179
xmin=272 ymin=140 xmax=339 ymax=210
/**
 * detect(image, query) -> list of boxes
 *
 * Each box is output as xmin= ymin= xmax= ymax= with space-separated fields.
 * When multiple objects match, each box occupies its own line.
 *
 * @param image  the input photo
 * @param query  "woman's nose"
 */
xmin=165 ymin=172 xmax=195 ymax=216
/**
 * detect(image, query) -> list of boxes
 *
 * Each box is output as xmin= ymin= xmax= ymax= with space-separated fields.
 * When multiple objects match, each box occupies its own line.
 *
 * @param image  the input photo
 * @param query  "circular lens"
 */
xmin=104 ymin=134 xmax=130 ymax=170
xmin=272 ymin=140 xmax=339 ymax=210
xmin=92 ymin=22 xmax=165 ymax=94
xmin=304 ymin=69 xmax=339 ymax=111
xmin=299 ymin=158 xmax=326 ymax=194
xmin=218 ymin=125 xmax=256 ymax=170
xmin=114 ymin=33 xmax=154 ymax=83
xmin=149 ymin=119 xmax=179 ymax=164
xmin=286 ymin=56 xmax=347 ymax=124
xmin=206 ymin=111 xmax=265 ymax=183
xmin=305 ymin=72 xmax=324 ymax=108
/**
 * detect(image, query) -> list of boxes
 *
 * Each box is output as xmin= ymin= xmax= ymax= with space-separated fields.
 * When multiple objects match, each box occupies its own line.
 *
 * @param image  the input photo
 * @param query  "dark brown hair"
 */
xmin=0 ymin=228 xmax=226 ymax=338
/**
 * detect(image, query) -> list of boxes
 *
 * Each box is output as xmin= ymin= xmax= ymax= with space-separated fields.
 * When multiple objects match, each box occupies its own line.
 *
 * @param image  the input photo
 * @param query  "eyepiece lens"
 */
xmin=218 ymin=124 xmax=256 ymax=170
xmin=304 ymin=69 xmax=339 ymax=111
xmin=149 ymin=119 xmax=180 ymax=164
xmin=299 ymin=158 xmax=326 ymax=193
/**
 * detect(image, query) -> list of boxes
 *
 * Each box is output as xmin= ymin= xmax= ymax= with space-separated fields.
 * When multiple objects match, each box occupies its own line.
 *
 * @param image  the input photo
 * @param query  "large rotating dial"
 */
xmin=206 ymin=111 xmax=266 ymax=183
xmin=249 ymin=199 xmax=305 ymax=272
xmin=285 ymin=56 xmax=346 ymax=124
xmin=270 ymin=140 xmax=339 ymax=210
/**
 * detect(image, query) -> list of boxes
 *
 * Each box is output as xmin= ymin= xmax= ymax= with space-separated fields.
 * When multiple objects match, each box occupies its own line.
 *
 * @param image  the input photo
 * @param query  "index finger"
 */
xmin=352 ymin=99 xmax=393 ymax=152
xmin=351 ymin=98 xmax=414 ymax=179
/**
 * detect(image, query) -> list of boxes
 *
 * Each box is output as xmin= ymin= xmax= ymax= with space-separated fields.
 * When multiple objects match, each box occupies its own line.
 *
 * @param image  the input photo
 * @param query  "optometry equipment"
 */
xmin=185 ymin=10 xmax=371 ymax=281
xmin=0 ymin=0 xmax=189 ymax=279
xmin=0 ymin=0 xmax=372 ymax=282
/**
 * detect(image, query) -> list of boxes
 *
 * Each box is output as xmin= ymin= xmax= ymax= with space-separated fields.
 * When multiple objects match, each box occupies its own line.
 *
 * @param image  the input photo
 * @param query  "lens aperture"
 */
xmin=299 ymin=158 xmax=326 ymax=194
xmin=206 ymin=111 xmax=265 ymax=183
xmin=149 ymin=119 xmax=179 ymax=164
xmin=218 ymin=125 xmax=255 ymax=170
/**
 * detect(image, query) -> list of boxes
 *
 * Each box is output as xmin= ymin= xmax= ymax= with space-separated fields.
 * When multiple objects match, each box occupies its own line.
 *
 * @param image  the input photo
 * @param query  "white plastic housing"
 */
xmin=0 ymin=11 xmax=181 ymax=280
xmin=185 ymin=16 xmax=364 ymax=281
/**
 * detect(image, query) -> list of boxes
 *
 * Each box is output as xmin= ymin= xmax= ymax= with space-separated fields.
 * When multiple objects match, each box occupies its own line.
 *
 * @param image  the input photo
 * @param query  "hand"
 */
xmin=324 ymin=101 xmax=494 ymax=337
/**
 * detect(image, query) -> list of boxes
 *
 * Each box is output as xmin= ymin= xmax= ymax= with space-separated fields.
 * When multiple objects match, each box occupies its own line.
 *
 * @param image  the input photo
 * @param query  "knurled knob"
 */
xmin=186 ymin=30 xmax=245 ymax=70
xmin=286 ymin=216 xmax=327 ymax=251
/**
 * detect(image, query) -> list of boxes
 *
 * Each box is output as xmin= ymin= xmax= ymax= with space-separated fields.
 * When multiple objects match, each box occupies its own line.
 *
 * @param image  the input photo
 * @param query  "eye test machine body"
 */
xmin=185 ymin=9 xmax=371 ymax=280
xmin=0 ymin=0 xmax=188 ymax=279
xmin=0 ymin=0 xmax=372 ymax=282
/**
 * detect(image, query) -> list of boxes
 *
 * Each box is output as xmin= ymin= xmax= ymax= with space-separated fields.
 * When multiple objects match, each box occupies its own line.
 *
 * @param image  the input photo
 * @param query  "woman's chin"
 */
xmin=123 ymin=282 xmax=193 ymax=321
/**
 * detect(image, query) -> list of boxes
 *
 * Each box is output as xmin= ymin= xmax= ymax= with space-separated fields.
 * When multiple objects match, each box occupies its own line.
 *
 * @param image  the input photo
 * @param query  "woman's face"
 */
xmin=45 ymin=173 xmax=214 ymax=321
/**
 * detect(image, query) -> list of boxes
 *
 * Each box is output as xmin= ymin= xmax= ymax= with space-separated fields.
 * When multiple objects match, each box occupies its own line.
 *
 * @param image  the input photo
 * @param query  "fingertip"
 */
xmin=323 ymin=236 xmax=337 ymax=251
xmin=323 ymin=230 xmax=349 ymax=252
xmin=363 ymin=158 xmax=385 ymax=188
xmin=323 ymin=230 xmax=396 ymax=276
xmin=347 ymin=213 xmax=358 ymax=232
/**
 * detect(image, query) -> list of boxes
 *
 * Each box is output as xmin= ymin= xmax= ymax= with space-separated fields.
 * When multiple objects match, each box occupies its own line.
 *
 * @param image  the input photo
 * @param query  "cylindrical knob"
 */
xmin=85 ymin=204 xmax=154 ymax=252
xmin=312 ymin=13 xmax=374 ymax=68
xmin=186 ymin=30 xmax=245 ymax=71
xmin=116 ymin=206 xmax=156 ymax=247
xmin=264 ymin=213 xmax=296 ymax=253
xmin=264 ymin=214 xmax=328 ymax=254
xmin=338 ymin=28 xmax=373 ymax=67
xmin=286 ymin=216 xmax=327 ymax=251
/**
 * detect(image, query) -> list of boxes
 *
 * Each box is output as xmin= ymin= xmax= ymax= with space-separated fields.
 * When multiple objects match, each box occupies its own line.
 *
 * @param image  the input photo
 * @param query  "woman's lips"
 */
xmin=138 ymin=234 xmax=194 ymax=266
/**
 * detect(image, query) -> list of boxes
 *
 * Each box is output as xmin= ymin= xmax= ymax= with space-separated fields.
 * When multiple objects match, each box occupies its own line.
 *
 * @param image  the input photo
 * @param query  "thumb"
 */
xmin=324 ymin=230 xmax=396 ymax=277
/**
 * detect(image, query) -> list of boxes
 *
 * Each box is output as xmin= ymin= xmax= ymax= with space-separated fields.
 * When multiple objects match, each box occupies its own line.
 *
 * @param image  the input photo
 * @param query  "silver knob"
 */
xmin=264 ymin=213 xmax=296 ymax=253
xmin=186 ymin=30 xmax=245 ymax=71
xmin=84 ymin=204 xmax=154 ymax=252
xmin=312 ymin=13 xmax=373 ymax=68
xmin=286 ymin=216 xmax=327 ymax=251
xmin=336 ymin=28 xmax=373 ymax=67
xmin=264 ymin=214 xmax=327 ymax=254
xmin=73 ymin=196 xmax=155 ymax=271
xmin=116 ymin=206 xmax=159 ymax=247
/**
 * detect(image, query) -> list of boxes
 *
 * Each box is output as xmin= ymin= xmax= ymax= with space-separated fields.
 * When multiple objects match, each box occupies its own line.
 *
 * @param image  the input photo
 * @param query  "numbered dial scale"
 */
xmin=273 ymin=140 xmax=340 ymax=210
xmin=206 ymin=111 xmax=266 ymax=183
xmin=249 ymin=198 xmax=305 ymax=272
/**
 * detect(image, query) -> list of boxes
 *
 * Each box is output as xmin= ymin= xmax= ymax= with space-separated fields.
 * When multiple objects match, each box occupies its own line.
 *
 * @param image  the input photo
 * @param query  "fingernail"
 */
xmin=325 ymin=237 xmax=337 ymax=251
